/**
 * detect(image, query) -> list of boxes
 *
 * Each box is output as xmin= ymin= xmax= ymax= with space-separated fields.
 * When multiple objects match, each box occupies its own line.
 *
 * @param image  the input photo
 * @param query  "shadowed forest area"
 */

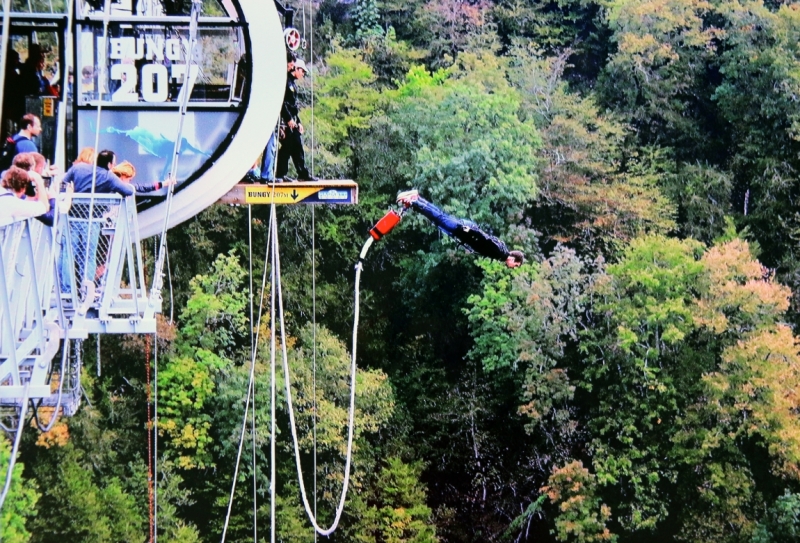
xmin=4 ymin=0 xmax=800 ymax=541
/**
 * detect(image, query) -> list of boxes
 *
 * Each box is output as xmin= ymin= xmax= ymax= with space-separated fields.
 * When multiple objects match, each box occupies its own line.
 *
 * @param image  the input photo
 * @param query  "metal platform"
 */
xmin=219 ymin=180 xmax=358 ymax=205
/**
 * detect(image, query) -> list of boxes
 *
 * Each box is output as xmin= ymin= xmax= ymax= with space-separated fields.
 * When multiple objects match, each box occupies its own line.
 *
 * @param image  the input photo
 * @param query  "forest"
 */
xmin=4 ymin=0 xmax=800 ymax=541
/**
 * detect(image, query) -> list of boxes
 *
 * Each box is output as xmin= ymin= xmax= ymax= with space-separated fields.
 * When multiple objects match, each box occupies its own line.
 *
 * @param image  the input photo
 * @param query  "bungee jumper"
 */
xmin=396 ymin=189 xmax=524 ymax=268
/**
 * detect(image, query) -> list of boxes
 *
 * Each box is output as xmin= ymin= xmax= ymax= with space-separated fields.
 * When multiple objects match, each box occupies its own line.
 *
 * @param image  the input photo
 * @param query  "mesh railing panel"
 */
xmin=63 ymin=198 xmax=122 ymax=293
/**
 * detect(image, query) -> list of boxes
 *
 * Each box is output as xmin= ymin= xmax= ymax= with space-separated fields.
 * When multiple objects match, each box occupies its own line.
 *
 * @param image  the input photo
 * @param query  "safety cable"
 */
xmin=269 ymin=204 xmax=277 ymax=543
xmin=311 ymin=207 xmax=318 ymax=538
xmin=148 ymin=0 xmax=202 ymax=310
xmin=154 ymin=327 xmax=159 ymax=543
xmin=220 ymin=196 xmax=275 ymax=543
xmin=309 ymin=6 xmax=318 ymax=537
xmin=273 ymin=221 xmax=373 ymax=536
xmin=83 ymin=0 xmax=114 ymax=293
xmin=146 ymin=334 xmax=154 ymax=543
xmin=166 ymin=239 xmax=174 ymax=324
xmin=248 ymin=204 xmax=257 ymax=543
xmin=0 ymin=382 xmax=31 ymax=512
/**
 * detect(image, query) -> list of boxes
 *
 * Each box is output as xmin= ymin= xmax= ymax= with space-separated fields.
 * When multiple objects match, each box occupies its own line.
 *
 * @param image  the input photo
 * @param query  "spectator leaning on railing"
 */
xmin=12 ymin=152 xmax=72 ymax=226
xmin=0 ymin=166 xmax=50 ymax=227
xmin=63 ymin=150 xmax=133 ymax=196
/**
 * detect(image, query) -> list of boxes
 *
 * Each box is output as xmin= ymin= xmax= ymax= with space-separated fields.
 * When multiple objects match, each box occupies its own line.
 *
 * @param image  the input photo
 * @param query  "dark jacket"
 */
xmin=411 ymin=197 xmax=510 ymax=261
xmin=280 ymin=75 xmax=301 ymax=125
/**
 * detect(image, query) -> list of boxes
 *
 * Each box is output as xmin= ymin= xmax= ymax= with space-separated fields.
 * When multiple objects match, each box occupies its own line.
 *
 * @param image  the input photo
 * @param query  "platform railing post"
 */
xmin=0 ymin=229 xmax=19 ymax=386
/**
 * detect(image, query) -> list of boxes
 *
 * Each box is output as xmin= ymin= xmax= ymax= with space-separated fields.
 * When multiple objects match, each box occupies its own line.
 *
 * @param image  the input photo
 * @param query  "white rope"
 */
xmin=248 ymin=204 xmax=257 ymax=543
xmin=273 ymin=222 xmax=372 ymax=536
xmin=149 ymin=0 xmax=202 ymax=308
xmin=309 ymin=5 xmax=318 ymax=537
xmin=311 ymin=207 xmax=318 ymax=537
xmin=166 ymin=239 xmax=174 ymax=324
xmin=220 ymin=198 xmax=275 ymax=543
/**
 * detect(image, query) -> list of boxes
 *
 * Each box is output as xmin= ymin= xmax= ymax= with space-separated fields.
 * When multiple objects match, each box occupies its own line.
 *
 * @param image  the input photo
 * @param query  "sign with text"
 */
xmin=220 ymin=182 xmax=358 ymax=205
xmin=77 ymin=23 xmax=242 ymax=105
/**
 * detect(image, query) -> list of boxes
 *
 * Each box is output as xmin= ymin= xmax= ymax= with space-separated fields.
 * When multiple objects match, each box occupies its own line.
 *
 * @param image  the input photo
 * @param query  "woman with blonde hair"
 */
xmin=73 ymin=147 xmax=95 ymax=165
xmin=112 ymin=160 xmax=174 ymax=193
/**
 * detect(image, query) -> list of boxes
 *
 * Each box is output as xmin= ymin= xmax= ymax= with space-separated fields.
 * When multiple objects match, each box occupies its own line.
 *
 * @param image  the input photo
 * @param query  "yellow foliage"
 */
xmin=696 ymin=239 xmax=790 ymax=333
xmin=706 ymin=325 xmax=800 ymax=478
xmin=32 ymin=409 xmax=69 ymax=448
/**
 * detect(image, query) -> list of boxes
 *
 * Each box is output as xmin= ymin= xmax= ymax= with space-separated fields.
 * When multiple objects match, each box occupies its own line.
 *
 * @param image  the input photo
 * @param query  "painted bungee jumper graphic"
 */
xmin=100 ymin=124 xmax=211 ymax=181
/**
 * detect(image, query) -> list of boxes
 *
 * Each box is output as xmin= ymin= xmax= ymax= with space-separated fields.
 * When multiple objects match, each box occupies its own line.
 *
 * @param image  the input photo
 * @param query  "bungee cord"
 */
xmin=220 ymin=195 xmax=276 ymax=543
xmin=273 ymin=215 xmax=373 ymax=536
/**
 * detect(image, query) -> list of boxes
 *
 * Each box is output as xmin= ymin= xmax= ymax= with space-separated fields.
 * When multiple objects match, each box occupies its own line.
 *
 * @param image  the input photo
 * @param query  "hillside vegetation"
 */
xmin=5 ymin=0 xmax=800 ymax=541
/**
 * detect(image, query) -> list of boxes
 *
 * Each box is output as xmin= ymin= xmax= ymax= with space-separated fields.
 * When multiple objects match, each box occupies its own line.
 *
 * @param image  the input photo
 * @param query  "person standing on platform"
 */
xmin=10 ymin=114 xmax=41 ymax=154
xmin=59 ymin=150 xmax=133 ymax=294
xmin=260 ymin=51 xmax=297 ymax=182
xmin=276 ymin=58 xmax=317 ymax=182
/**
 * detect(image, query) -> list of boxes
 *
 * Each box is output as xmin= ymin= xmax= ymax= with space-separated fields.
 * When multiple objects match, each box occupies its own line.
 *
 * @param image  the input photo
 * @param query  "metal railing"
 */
xmin=0 ymin=193 xmax=158 ymax=414
xmin=0 ymin=217 xmax=63 ymax=407
xmin=61 ymin=193 xmax=157 ymax=336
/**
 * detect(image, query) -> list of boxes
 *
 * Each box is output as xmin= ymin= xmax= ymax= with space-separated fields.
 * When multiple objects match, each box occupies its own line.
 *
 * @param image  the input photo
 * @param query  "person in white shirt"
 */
xmin=0 ymin=165 xmax=50 ymax=227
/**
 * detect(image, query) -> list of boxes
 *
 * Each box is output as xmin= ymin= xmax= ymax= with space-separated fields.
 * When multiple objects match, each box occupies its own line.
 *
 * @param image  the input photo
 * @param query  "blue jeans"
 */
xmin=60 ymin=220 xmax=101 ymax=293
xmin=261 ymin=130 xmax=277 ymax=180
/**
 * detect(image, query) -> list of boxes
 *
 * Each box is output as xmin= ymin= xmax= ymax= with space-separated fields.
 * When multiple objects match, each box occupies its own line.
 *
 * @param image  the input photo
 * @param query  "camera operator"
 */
xmin=0 ymin=165 xmax=50 ymax=227
xmin=11 ymin=152 xmax=71 ymax=226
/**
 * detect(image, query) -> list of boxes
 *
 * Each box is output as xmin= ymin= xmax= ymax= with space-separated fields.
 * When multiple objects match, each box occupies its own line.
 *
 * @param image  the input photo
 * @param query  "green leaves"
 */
xmin=0 ymin=437 xmax=39 ymax=543
xmin=542 ymin=461 xmax=617 ymax=542
xmin=347 ymin=458 xmax=438 ymax=543
xmin=159 ymin=251 xmax=247 ymax=469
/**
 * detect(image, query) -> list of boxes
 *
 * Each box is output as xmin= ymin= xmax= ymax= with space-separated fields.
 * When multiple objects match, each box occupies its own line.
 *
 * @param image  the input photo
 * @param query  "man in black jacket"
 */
xmin=397 ymin=190 xmax=525 ymax=268
xmin=276 ymin=59 xmax=317 ymax=182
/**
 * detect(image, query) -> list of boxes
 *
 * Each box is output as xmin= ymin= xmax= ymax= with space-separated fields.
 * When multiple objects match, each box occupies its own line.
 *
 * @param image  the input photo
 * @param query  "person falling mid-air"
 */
xmin=396 ymin=190 xmax=524 ymax=269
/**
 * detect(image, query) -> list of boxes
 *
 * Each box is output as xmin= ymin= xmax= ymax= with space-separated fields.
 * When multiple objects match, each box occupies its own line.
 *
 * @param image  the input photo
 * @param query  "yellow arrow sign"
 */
xmin=244 ymin=185 xmax=322 ymax=204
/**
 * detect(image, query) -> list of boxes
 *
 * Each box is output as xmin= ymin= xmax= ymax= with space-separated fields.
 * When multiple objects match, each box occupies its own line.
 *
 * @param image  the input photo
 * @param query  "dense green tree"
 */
xmin=158 ymin=251 xmax=248 ymax=469
xmin=599 ymin=0 xmax=717 ymax=155
xmin=29 ymin=443 xmax=145 ymax=543
xmin=752 ymin=491 xmax=800 ymax=543
xmin=509 ymin=47 xmax=676 ymax=248
xmin=0 ymin=436 xmax=39 ymax=543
